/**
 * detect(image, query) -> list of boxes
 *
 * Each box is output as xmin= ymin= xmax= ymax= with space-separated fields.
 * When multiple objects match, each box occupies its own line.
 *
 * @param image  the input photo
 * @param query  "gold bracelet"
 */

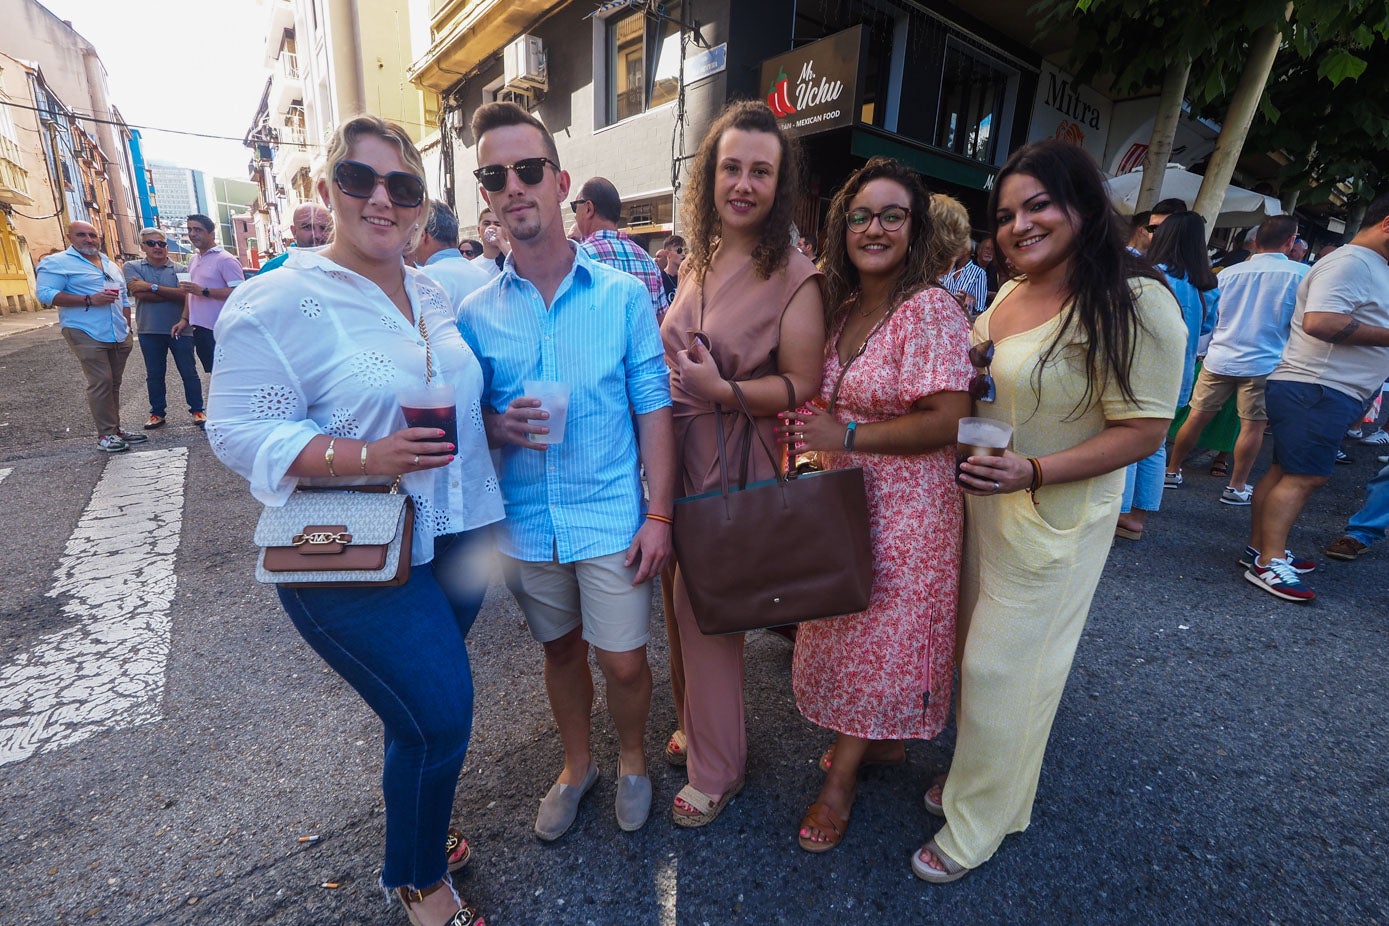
xmin=360 ymin=442 xmax=369 ymax=475
xmin=324 ymin=437 xmax=337 ymax=477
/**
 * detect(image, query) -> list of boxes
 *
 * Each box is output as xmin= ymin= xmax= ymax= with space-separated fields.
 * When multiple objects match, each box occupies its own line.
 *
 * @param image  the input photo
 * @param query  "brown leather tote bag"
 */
xmin=672 ymin=380 xmax=873 ymax=635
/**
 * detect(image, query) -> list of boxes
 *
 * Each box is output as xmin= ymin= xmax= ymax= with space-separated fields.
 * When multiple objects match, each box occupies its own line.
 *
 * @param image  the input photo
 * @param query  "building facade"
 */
xmin=0 ymin=0 xmax=141 ymax=257
xmin=148 ymin=161 xmax=209 ymax=254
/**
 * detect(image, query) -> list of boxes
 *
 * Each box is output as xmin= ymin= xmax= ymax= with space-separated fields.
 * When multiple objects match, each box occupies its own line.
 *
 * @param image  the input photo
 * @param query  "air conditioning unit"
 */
xmin=504 ymin=35 xmax=547 ymax=93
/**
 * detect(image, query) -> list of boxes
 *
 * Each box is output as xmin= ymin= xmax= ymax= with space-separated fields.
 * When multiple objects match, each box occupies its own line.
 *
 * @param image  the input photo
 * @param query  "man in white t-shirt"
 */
xmin=1242 ymin=194 xmax=1389 ymax=602
xmin=1166 ymin=215 xmax=1307 ymax=504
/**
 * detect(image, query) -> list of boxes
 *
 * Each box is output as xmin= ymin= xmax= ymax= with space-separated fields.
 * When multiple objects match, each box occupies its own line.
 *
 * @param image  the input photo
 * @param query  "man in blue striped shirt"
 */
xmin=458 ymin=101 xmax=675 ymax=841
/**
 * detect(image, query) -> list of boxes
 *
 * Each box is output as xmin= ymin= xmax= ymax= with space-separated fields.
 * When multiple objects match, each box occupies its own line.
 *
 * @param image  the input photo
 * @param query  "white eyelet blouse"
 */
xmin=206 ymin=249 xmax=504 ymax=565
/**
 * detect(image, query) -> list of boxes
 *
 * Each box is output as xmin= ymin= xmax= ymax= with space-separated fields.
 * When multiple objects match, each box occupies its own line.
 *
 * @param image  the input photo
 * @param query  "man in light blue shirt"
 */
xmin=415 ymin=201 xmax=491 ymax=319
xmin=1167 ymin=215 xmax=1307 ymax=505
xmin=36 ymin=221 xmax=147 ymax=453
xmin=457 ymin=101 xmax=674 ymax=841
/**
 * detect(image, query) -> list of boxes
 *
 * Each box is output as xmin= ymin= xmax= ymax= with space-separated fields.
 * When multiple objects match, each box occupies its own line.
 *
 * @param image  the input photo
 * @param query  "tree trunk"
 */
xmin=1343 ymin=202 xmax=1368 ymax=244
xmin=1136 ymin=55 xmax=1192 ymax=214
xmin=1193 ymin=4 xmax=1292 ymax=241
xmin=1281 ymin=188 xmax=1300 ymax=212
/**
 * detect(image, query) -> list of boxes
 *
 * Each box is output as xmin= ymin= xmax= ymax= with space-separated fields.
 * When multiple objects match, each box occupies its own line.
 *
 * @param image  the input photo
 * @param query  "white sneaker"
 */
xmin=1219 ymin=484 xmax=1253 ymax=506
xmin=97 ymin=434 xmax=128 ymax=453
xmin=1345 ymin=428 xmax=1364 ymax=440
xmin=1360 ymin=429 xmax=1389 ymax=445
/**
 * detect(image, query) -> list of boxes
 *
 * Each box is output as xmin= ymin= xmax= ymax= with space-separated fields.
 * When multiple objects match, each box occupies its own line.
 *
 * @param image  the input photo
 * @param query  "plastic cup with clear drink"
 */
xmin=523 ymin=381 xmax=570 ymax=445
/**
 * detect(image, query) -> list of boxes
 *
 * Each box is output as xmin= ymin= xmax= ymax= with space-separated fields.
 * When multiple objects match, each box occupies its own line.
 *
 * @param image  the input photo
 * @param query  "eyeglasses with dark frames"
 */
xmin=333 ymin=160 xmax=426 ymax=208
xmin=968 ymin=340 xmax=996 ymax=404
xmin=846 ymin=206 xmax=911 ymax=234
xmin=473 ymin=157 xmax=559 ymax=193
xmin=569 ymin=198 xmax=590 ymax=213
xmin=142 ymin=239 xmax=168 ymax=248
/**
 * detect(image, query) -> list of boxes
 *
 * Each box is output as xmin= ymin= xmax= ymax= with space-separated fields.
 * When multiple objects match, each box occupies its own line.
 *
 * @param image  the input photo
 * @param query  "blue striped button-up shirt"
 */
xmin=457 ymin=245 xmax=671 ymax=563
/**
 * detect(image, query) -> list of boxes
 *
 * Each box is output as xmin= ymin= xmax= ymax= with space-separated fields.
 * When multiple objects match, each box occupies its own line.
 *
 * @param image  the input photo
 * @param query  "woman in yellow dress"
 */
xmin=912 ymin=139 xmax=1187 ymax=882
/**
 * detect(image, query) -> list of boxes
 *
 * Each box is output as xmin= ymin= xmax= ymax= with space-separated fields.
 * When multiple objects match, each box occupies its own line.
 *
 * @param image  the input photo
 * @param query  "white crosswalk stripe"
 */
xmin=0 ymin=448 xmax=188 ymax=766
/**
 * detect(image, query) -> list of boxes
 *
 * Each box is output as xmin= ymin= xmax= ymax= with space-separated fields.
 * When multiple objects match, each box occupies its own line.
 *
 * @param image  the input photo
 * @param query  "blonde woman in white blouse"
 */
xmin=207 ymin=115 xmax=499 ymax=926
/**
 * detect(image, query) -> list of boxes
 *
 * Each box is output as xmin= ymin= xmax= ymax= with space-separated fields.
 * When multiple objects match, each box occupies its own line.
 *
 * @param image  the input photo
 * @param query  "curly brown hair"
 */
xmin=681 ymin=100 xmax=800 ymax=281
xmin=820 ymin=156 xmax=939 ymax=332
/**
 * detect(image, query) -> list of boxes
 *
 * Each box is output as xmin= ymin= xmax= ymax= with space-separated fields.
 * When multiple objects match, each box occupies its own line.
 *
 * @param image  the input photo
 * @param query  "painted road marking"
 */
xmin=0 ymin=467 xmax=11 ymax=484
xmin=0 ymin=448 xmax=188 ymax=766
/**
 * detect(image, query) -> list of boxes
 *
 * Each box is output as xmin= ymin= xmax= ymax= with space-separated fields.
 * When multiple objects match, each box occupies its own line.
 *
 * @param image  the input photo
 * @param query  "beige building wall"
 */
xmin=0 ymin=0 xmax=140 ymax=256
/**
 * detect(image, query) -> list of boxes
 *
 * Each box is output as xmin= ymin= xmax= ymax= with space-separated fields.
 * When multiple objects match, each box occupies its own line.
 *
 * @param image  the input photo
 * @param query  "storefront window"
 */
xmin=605 ymin=3 xmax=682 ymax=125
xmin=934 ymin=40 xmax=1015 ymax=164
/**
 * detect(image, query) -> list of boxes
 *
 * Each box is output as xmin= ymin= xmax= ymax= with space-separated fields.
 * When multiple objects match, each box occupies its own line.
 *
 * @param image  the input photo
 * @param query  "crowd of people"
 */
xmin=58 ymin=95 xmax=1368 ymax=926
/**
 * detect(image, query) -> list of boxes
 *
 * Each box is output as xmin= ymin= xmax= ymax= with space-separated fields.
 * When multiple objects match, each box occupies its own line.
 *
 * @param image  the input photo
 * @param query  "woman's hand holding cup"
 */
xmin=366 ymin=428 xmax=455 ymax=473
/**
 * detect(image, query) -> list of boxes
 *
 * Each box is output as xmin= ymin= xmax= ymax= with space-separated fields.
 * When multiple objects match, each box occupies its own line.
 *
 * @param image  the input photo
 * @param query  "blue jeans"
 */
xmin=191 ymin=324 xmax=215 ymax=373
xmin=276 ymin=528 xmax=490 ymax=889
xmin=1122 ymin=445 xmax=1167 ymax=513
xmin=1346 ymin=459 xmax=1389 ymax=547
xmin=138 ymin=333 xmax=204 ymax=416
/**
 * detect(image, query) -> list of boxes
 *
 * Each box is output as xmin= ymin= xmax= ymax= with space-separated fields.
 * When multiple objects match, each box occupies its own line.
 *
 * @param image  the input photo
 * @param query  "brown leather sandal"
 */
xmin=445 ymin=828 xmax=471 ymax=874
xmin=396 ymin=880 xmax=485 ymax=926
xmin=797 ymin=800 xmax=849 ymax=853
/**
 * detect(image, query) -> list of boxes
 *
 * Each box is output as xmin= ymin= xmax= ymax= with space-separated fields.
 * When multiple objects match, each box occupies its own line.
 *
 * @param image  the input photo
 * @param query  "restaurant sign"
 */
xmin=758 ymin=26 xmax=862 ymax=138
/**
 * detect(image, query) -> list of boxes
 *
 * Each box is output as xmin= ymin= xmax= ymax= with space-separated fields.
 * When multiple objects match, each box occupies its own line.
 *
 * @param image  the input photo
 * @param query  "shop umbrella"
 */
xmin=1106 ymin=164 xmax=1282 ymax=228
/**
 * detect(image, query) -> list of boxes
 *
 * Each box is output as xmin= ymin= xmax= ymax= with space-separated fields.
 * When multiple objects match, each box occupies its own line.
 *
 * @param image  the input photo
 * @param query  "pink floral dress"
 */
xmin=792 ymin=287 xmax=973 ymax=740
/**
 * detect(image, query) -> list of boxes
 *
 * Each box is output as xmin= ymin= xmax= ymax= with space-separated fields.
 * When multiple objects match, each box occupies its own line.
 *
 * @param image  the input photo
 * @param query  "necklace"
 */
xmin=855 ymin=292 xmax=890 ymax=317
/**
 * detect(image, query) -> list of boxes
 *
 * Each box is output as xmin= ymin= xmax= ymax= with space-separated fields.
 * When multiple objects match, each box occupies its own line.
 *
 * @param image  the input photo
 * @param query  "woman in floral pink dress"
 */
xmin=778 ymin=157 xmax=972 ymax=852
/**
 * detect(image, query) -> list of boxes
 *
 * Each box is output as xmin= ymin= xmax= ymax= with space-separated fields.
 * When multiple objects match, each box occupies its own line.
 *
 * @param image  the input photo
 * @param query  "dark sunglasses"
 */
xmin=968 ymin=340 xmax=996 ymax=403
xmin=142 ymin=239 xmax=167 ymax=248
xmin=569 ymin=198 xmax=590 ymax=213
xmin=473 ymin=157 xmax=558 ymax=193
xmin=1144 ymin=224 xmax=1160 ymax=234
xmin=672 ymin=246 xmax=685 ymax=254
xmin=333 ymin=160 xmax=426 ymax=208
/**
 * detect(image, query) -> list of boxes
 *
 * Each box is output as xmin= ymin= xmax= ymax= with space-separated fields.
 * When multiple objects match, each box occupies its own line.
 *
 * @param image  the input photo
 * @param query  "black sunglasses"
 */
xmin=142 ymin=239 xmax=167 ymax=248
xmin=1144 ymin=224 xmax=1160 ymax=234
xmin=473 ymin=157 xmax=558 ymax=193
xmin=569 ymin=198 xmax=590 ymax=213
xmin=333 ymin=160 xmax=426 ymax=208
xmin=969 ymin=340 xmax=996 ymax=403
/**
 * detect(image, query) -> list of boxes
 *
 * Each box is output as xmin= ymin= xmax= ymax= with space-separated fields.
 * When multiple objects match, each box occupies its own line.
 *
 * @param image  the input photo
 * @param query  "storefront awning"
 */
xmin=849 ymin=129 xmax=996 ymax=192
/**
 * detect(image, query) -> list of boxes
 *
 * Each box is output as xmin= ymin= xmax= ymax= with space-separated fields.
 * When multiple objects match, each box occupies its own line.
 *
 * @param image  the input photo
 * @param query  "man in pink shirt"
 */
xmin=173 ymin=213 xmax=244 ymax=374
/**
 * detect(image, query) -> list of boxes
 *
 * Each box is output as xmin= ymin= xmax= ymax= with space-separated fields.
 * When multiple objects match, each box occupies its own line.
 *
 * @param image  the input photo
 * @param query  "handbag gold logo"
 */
xmin=292 ymin=530 xmax=354 ymax=546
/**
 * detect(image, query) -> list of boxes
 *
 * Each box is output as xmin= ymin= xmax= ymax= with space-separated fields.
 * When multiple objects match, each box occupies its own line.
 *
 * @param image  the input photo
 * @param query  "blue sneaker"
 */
xmin=1244 ymin=557 xmax=1316 ymax=602
xmin=1239 ymin=546 xmax=1315 ymax=574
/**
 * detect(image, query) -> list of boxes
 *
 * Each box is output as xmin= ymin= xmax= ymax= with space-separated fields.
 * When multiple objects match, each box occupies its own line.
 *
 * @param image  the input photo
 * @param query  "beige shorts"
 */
xmin=502 ymin=549 xmax=652 ymax=653
xmin=1188 ymin=368 xmax=1268 ymax=420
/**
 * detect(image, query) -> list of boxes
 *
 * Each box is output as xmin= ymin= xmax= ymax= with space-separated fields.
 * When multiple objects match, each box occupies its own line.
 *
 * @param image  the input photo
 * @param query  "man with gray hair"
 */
xmin=36 ymin=221 xmax=144 ymax=452
xmin=415 ymin=201 xmax=491 ymax=317
xmin=573 ymin=176 xmax=669 ymax=321
xmin=124 ymin=228 xmax=203 ymax=429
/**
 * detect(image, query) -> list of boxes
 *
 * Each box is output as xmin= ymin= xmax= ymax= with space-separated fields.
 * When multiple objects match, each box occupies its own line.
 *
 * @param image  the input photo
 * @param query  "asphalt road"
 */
xmin=1 ymin=320 xmax=1385 ymax=925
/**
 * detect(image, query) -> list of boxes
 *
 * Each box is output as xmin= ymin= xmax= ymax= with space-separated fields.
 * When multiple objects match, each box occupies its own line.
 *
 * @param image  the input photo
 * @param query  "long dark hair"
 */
xmin=990 ymin=140 xmax=1165 ymax=409
xmin=820 ymin=157 xmax=937 ymax=331
xmin=682 ymin=100 xmax=800 ymax=281
xmin=1147 ymin=211 xmax=1217 ymax=291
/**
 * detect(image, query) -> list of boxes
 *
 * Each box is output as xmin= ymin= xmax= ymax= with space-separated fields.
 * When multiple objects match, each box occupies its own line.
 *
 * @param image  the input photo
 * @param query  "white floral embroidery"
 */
xmin=214 ymin=344 xmax=227 ymax=368
xmin=484 ymin=475 xmax=499 ymax=494
xmin=380 ymin=313 xmax=402 ymax=330
xmin=206 ymin=423 xmax=230 ymax=456
xmin=469 ymin=402 xmax=484 ymax=432
xmin=299 ymin=297 xmax=323 ymax=318
xmin=351 ymin=351 xmax=398 ymax=389
xmin=326 ymin=408 xmax=361 ymax=438
xmin=249 ymin=384 xmax=298 ymax=419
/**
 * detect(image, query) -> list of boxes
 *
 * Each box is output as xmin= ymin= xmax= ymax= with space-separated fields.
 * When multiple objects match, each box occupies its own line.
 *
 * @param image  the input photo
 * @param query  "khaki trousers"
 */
xmin=63 ymin=328 xmax=132 ymax=437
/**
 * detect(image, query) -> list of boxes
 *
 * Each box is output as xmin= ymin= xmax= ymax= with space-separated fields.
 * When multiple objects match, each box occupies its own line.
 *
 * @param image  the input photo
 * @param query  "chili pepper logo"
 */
xmin=767 ymin=67 xmax=796 ymax=117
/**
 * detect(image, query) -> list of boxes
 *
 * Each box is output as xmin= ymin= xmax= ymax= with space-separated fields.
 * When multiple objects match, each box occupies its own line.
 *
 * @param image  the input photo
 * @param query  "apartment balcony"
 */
xmin=0 ymin=140 xmax=34 ymax=206
xmin=411 ymin=0 xmax=559 ymax=93
xmin=269 ymin=52 xmax=303 ymax=118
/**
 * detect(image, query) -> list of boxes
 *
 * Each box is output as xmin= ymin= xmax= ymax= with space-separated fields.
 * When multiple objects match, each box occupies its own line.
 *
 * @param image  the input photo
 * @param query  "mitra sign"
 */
xmin=758 ymin=26 xmax=862 ymax=138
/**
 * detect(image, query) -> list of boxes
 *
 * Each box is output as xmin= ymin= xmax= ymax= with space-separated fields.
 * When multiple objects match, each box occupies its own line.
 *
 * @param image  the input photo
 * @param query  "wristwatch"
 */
xmin=150 ymin=284 xmax=159 ymax=293
xmin=201 ymin=287 xmax=210 ymax=297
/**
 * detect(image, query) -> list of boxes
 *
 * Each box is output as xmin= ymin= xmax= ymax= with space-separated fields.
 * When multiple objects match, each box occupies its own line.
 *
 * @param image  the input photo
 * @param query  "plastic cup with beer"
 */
xmin=956 ymin=416 xmax=1013 ymax=483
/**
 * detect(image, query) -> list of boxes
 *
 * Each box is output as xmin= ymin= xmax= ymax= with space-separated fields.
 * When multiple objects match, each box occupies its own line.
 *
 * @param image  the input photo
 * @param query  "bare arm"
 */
xmin=781 ymin=390 xmax=972 ymax=456
xmin=958 ymin=417 xmax=1169 ymax=496
xmin=1301 ymin=311 xmax=1389 ymax=347
xmin=625 ymin=406 xmax=676 ymax=583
